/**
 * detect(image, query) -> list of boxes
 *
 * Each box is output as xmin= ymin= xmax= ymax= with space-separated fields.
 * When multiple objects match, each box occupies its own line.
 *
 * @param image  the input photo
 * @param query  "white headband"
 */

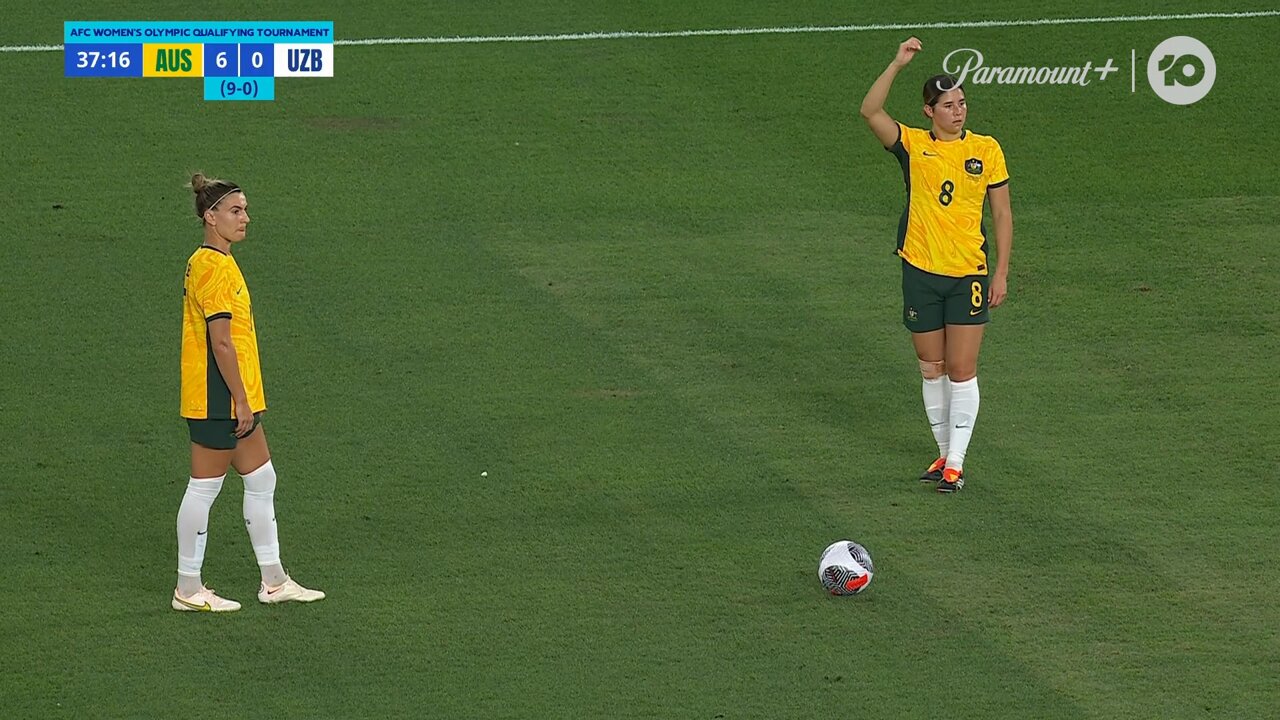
xmin=209 ymin=186 xmax=242 ymax=211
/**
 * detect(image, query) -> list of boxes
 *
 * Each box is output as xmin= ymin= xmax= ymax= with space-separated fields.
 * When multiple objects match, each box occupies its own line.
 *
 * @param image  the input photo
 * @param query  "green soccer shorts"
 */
xmin=901 ymin=260 xmax=989 ymax=332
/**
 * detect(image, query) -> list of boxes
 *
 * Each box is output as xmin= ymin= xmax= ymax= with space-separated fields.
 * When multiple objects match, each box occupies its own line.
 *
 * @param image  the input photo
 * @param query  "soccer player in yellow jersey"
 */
xmin=860 ymin=37 xmax=1014 ymax=493
xmin=172 ymin=173 xmax=324 ymax=611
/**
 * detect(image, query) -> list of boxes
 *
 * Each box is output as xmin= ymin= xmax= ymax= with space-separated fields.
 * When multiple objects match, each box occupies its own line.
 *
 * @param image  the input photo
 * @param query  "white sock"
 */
xmin=242 ymin=460 xmax=287 ymax=586
xmin=176 ymin=475 xmax=224 ymax=596
xmin=946 ymin=377 xmax=980 ymax=471
xmin=922 ymin=376 xmax=951 ymax=458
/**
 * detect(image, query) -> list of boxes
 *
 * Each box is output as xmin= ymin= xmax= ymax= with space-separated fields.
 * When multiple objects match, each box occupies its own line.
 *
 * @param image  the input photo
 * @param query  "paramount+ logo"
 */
xmin=941 ymin=35 xmax=1216 ymax=106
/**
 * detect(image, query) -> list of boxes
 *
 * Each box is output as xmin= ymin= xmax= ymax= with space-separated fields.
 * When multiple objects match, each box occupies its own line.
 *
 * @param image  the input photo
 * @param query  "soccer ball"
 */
xmin=818 ymin=540 xmax=874 ymax=595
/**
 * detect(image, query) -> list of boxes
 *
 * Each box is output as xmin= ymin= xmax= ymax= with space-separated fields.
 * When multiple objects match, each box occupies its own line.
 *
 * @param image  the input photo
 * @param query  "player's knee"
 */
xmin=187 ymin=475 xmax=224 ymax=500
xmin=948 ymin=366 xmax=977 ymax=382
xmin=918 ymin=359 xmax=946 ymax=380
xmin=242 ymin=460 xmax=277 ymax=494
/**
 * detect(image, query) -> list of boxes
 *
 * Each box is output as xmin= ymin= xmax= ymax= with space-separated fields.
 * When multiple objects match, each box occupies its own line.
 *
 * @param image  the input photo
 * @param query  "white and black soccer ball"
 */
xmin=818 ymin=540 xmax=874 ymax=595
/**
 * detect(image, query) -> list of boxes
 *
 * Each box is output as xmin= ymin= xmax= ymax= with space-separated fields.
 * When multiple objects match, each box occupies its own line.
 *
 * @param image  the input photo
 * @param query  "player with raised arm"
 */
xmin=859 ymin=38 xmax=1014 ymax=493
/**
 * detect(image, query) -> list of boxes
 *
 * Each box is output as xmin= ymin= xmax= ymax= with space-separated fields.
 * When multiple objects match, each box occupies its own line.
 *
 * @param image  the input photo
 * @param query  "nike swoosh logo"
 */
xmin=955 ymin=424 xmax=971 ymax=429
xmin=196 ymin=530 xmax=207 ymax=536
xmin=174 ymin=595 xmax=212 ymax=611
xmin=922 ymin=151 xmax=939 ymax=157
xmin=969 ymin=308 xmax=983 ymax=316
xmin=236 ymin=287 xmax=244 ymax=295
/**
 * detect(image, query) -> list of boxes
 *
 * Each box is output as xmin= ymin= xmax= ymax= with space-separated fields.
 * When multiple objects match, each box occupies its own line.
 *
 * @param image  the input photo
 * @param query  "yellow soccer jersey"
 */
xmin=180 ymin=246 xmax=266 ymax=419
xmin=888 ymin=122 xmax=1009 ymax=277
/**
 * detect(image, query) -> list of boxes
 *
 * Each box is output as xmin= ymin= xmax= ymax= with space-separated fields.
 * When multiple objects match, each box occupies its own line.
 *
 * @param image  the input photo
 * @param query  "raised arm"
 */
xmin=860 ymin=37 xmax=922 ymax=148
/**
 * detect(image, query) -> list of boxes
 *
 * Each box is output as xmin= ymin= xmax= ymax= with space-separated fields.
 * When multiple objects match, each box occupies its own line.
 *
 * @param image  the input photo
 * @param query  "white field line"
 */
xmin=4 ymin=10 xmax=1278 ymax=52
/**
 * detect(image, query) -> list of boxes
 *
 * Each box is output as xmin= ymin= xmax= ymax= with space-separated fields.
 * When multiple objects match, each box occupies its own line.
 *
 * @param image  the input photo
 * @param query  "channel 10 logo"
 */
xmin=1147 ymin=36 xmax=1216 ymax=105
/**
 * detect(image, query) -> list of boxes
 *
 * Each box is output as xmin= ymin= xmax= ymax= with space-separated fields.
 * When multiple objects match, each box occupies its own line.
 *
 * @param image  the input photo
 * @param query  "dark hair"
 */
xmin=923 ymin=74 xmax=963 ymax=106
xmin=189 ymin=172 xmax=241 ymax=222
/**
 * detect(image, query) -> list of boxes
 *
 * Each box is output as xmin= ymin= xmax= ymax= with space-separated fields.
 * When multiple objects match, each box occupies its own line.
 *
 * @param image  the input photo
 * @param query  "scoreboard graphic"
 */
xmin=64 ymin=21 xmax=333 ymax=101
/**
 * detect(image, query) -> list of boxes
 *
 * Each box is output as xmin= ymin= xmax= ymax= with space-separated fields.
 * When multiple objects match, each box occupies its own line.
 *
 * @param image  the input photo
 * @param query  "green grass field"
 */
xmin=3 ymin=2 xmax=1279 ymax=717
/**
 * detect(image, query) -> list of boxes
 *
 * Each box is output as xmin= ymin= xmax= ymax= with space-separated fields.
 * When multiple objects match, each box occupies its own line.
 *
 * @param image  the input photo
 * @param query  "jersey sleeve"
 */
xmin=887 ymin=122 xmax=914 ymax=154
xmin=987 ymin=138 xmax=1010 ymax=188
xmin=191 ymin=259 xmax=235 ymax=321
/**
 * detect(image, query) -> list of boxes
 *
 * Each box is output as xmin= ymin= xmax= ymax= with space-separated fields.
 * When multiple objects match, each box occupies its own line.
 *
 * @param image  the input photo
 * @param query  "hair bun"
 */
xmin=190 ymin=173 xmax=208 ymax=193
